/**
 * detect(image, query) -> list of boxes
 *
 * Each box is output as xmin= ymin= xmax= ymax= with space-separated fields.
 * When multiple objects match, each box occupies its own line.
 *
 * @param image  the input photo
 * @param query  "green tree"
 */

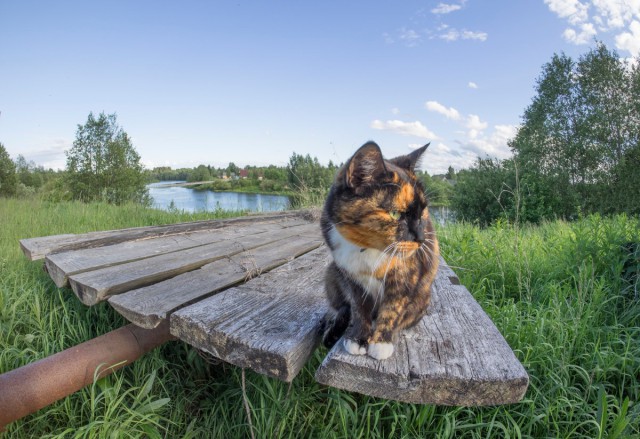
xmin=15 ymin=155 xmax=44 ymax=188
xmin=287 ymin=152 xmax=333 ymax=190
xmin=452 ymin=158 xmax=515 ymax=225
xmin=187 ymin=165 xmax=212 ymax=182
xmin=226 ymin=162 xmax=240 ymax=177
xmin=446 ymin=166 xmax=456 ymax=180
xmin=420 ymin=173 xmax=454 ymax=207
xmin=65 ymin=112 xmax=148 ymax=204
xmin=510 ymin=43 xmax=640 ymax=219
xmin=0 ymin=142 xmax=17 ymax=197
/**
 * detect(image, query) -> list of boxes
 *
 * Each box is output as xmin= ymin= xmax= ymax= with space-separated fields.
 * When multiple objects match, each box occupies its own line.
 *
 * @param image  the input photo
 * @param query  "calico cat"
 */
xmin=321 ymin=141 xmax=439 ymax=360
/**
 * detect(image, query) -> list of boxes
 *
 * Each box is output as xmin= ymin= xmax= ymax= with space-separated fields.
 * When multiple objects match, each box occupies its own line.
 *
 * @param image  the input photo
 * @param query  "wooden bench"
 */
xmin=19 ymin=211 xmax=528 ymax=406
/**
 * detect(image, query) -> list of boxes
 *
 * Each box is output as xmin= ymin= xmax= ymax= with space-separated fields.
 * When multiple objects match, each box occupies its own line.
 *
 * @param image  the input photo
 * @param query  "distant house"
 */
xmin=432 ymin=174 xmax=456 ymax=186
xmin=239 ymin=169 xmax=249 ymax=179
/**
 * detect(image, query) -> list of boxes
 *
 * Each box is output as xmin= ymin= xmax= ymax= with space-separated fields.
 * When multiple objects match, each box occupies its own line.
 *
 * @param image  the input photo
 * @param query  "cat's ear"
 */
xmin=345 ymin=141 xmax=388 ymax=191
xmin=390 ymin=143 xmax=430 ymax=171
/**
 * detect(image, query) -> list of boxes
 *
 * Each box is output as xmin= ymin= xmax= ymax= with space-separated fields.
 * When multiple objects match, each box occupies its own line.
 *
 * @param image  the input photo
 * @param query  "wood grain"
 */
xmin=108 ymin=233 xmax=324 ymax=328
xmin=45 ymin=218 xmax=309 ymax=287
xmin=20 ymin=212 xmax=529 ymax=405
xmin=68 ymin=222 xmax=319 ymax=306
xmin=315 ymin=259 xmax=529 ymax=406
xmin=170 ymin=246 xmax=331 ymax=382
xmin=19 ymin=211 xmax=306 ymax=261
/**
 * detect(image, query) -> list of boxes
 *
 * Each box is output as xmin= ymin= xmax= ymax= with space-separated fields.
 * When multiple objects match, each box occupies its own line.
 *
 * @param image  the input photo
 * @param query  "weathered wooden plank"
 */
xmin=315 ymin=260 xmax=529 ymax=406
xmin=170 ymin=246 xmax=331 ymax=382
xmin=68 ymin=222 xmax=320 ymax=306
xmin=45 ymin=218 xmax=309 ymax=287
xmin=19 ymin=210 xmax=306 ymax=261
xmin=108 ymin=233 xmax=324 ymax=328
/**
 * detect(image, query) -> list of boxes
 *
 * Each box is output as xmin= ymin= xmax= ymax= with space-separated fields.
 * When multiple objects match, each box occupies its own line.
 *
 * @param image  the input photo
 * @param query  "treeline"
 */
xmin=453 ymin=43 xmax=640 ymax=225
xmin=2 ymin=134 xmax=460 ymax=207
xmin=148 ymin=162 xmax=292 ymax=194
xmin=0 ymin=113 xmax=149 ymax=205
xmin=148 ymin=152 xmax=458 ymax=207
xmin=0 ymin=146 xmax=61 ymax=198
xmin=1 ymin=116 xmax=462 ymax=209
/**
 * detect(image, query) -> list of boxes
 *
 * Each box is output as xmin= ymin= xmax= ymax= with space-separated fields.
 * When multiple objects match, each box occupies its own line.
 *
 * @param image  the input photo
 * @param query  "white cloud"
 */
xmin=545 ymin=0 xmax=640 ymax=56
xmin=458 ymin=124 xmax=518 ymax=159
xmin=433 ymin=142 xmax=457 ymax=155
xmin=615 ymin=19 xmax=640 ymax=56
xmin=391 ymin=107 xmax=400 ymax=115
xmin=592 ymin=0 xmax=639 ymax=29
xmin=17 ymin=139 xmax=70 ymax=170
xmin=375 ymin=100 xmax=518 ymax=173
xmin=462 ymin=30 xmax=489 ymax=41
xmin=438 ymin=28 xmax=488 ymax=42
xmin=563 ymin=22 xmax=598 ymax=43
xmin=544 ymin=0 xmax=590 ymax=25
xmin=466 ymin=114 xmax=488 ymax=131
xmin=425 ymin=101 xmax=461 ymax=120
xmin=468 ymin=81 xmax=478 ymax=89
xmin=399 ymin=28 xmax=422 ymax=47
xmin=431 ymin=3 xmax=462 ymax=14
xmin=385 ymin=28 xmax=424 ymax=47
xmin=371 ymin=119 xmax=439 ymax=139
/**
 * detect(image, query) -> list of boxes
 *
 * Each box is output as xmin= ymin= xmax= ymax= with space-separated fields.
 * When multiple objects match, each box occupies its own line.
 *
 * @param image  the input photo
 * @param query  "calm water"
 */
xmin=148 ymin=181 xmax=291 ymax=213
xmin=148 ymin=181 xmax=454 ymax=222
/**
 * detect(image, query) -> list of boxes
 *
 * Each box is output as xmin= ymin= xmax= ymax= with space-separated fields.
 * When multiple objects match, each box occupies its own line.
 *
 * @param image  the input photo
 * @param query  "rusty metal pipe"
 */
xmin=0 ymin=322 xmax=174 ymax=431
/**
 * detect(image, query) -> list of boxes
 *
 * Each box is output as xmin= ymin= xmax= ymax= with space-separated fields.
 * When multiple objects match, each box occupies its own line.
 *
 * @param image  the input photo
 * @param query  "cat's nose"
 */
xmin=411 ymin=222 xmax=425 ymax=242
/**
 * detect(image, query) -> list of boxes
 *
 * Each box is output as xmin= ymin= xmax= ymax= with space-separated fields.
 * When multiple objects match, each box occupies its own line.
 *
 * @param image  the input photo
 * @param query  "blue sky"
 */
xmin=2 ymin=1 xmax=639 ymax=175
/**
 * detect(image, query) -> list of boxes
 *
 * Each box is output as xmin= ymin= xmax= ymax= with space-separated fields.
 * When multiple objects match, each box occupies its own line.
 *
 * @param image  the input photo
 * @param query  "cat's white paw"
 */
xmin=343 ymin=339 xmax=366 ymax=355
xmin=368 ymin=342 xmax=394 ymax=360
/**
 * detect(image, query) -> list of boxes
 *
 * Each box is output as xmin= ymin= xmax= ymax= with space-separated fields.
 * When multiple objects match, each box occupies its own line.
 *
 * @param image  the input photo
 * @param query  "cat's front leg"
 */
xmin=367 ymin=296 xmax=409 ymax=360
xmin=343 ymin=312 xmax=372 ymax=355
xmin=342 ymin=289 xmax=375 ymax=355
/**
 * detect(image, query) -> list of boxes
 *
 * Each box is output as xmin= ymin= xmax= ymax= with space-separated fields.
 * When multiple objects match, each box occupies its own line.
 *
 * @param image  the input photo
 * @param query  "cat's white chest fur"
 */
xmin=328 ymin=227 xmax=386 ymax=298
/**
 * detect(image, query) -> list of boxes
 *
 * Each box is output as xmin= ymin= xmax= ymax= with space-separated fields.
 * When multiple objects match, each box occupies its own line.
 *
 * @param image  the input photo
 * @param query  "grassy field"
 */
xmin=1 ymin=198 xmax=639 ymax=438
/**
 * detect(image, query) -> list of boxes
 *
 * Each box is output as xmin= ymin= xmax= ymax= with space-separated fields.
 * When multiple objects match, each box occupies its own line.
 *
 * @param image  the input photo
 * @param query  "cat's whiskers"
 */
xmin=418 ymin=241 xmax=437 ymax=261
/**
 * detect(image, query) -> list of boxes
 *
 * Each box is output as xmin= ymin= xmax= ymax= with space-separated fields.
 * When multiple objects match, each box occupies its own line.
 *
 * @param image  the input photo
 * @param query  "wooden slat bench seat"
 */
xmin=316 ymin=261 xmax=528 ymax=406
xmin=19 ymin=210 xmax=528 ymax=406
xmin=171 ymin=246 xmax=330 ymax=382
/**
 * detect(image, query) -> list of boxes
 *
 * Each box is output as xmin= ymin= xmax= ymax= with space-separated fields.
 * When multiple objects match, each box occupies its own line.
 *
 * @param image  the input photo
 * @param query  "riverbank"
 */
xmin=1 ymin=198 xmax=638 ymax=437
xmin=193 ymin=183 xmax=295 ymax=197
xmin=149 ymin=179 xmax=295 ymax=197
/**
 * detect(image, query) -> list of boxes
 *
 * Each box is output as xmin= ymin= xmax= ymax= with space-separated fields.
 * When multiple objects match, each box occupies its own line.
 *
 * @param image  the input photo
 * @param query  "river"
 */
xmin=147 ymin=181 xmax=291 ymax=213
xmin=148 ymin=181 xmax=454 ymax=223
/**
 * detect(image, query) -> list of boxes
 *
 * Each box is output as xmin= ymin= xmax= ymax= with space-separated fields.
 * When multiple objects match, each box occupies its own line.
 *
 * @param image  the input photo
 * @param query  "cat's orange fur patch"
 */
xmin=336 ymin=224 xmax=388 ymax=250
xmin=395 ymin=184 xmax=414 ymax=211
xmin=371 ymin=257 xmax=401 ymax=278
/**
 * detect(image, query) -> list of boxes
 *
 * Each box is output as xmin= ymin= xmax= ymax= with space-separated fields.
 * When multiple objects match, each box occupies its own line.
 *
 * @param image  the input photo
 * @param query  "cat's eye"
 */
xmin=389 ymin=210 xmax=401 ymax=220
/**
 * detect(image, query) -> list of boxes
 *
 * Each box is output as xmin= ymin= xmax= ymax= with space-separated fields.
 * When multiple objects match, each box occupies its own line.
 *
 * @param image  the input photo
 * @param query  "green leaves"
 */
xmin=65 ymin=112 xmax=149 ymax=205
xmin=455 ymin=44 xmax=640 ymax=226
xmin=0 ymin=142 xmax=17 ymax=197
xmin=510 ymin=43 xmax=640 ymax=221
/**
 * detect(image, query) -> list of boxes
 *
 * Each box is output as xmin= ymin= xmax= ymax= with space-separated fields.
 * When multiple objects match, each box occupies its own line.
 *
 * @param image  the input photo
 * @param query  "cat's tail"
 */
xmin=321 ymin=304 xmax=350 ymax=349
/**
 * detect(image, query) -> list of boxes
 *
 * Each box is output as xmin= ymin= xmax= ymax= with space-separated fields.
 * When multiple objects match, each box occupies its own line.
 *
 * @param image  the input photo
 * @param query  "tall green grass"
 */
xmin=1 ymin=199 xmax=638 ymax=438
